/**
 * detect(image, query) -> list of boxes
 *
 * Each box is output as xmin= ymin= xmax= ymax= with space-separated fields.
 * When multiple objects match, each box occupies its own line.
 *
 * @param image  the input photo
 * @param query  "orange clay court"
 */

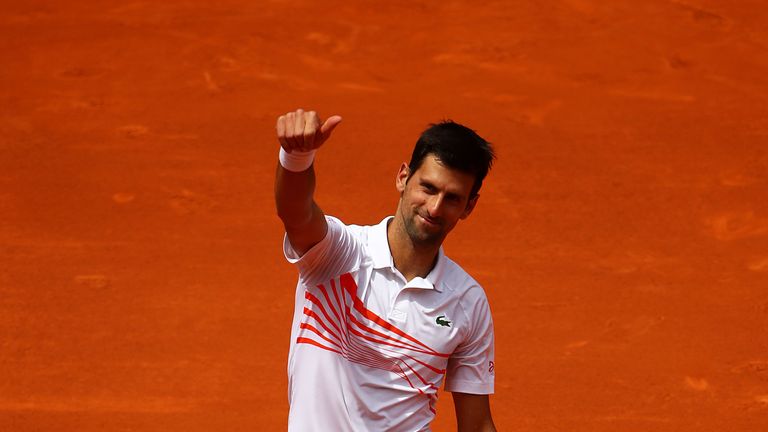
xmin=1 ymin=1 xmax=767 ymax=431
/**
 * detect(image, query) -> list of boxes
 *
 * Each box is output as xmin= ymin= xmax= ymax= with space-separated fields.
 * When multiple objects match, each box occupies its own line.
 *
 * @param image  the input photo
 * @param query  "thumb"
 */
xmin=320 ymin=115 xmax=342 ymax=138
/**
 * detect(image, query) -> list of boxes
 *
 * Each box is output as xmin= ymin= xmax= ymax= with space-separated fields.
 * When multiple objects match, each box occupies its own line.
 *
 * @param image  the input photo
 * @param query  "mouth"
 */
xmin=418 ymin=213 xmax=441 ymax=228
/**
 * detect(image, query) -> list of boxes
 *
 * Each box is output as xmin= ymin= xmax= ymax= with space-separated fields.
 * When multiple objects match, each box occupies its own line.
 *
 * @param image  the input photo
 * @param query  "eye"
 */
xmin=420 ymin=182 xmax=437 ymax=194
xmin=445 ymin=194 xmax=462 ymax=204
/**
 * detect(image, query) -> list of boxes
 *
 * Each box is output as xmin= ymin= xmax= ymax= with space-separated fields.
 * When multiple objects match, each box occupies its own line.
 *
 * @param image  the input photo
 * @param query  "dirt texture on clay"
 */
xmin=2 ymin=1 xmax=768 ymax=430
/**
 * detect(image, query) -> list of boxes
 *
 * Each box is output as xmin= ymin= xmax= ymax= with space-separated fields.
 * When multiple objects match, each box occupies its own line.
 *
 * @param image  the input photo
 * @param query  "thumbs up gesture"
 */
xmin=277 ymin=109 xmax=342 ymax=153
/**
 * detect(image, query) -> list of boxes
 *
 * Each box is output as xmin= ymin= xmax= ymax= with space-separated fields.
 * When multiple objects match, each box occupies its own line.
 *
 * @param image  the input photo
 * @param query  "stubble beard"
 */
xmin=401 ymin=208 xmax=445 ymax=248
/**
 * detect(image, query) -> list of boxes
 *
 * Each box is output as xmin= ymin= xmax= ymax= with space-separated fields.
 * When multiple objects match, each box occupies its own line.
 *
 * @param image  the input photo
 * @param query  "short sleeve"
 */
xmin=283 ymin=215 xmax=363 ymax=285
xmin=444 ymin=291 xmax=495 ymax=394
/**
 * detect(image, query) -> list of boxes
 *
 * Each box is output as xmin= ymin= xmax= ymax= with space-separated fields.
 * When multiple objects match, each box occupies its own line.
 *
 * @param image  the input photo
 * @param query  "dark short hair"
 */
xmin=408 ymin=120 xmax=495 ymax=197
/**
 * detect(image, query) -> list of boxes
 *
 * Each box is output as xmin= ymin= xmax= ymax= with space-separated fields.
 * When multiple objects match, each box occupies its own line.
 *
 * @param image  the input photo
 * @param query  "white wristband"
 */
xmin=279 ymin=147 xmax=316 ymax=172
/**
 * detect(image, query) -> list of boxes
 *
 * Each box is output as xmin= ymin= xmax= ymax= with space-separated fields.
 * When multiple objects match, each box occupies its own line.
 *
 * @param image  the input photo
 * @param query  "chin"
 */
xmin=407 ymin=225 xmax=444 ymax=246
xmin=401 ymin=212 xmax=445 ymax=245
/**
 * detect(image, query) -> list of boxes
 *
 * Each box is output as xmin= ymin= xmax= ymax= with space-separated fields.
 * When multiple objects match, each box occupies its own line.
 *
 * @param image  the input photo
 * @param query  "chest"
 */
xmin=356 ymin=269 xmax=464 ymax=356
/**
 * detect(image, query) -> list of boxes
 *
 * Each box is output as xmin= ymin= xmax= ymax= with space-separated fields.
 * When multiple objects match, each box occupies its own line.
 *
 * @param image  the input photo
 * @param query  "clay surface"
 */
xmin=2 ymin=1 xmax=767 ymax=430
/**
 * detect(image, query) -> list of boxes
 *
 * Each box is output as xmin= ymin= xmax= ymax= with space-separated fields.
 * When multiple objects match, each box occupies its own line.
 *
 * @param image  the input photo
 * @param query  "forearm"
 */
xmin=457 ymin=419 xmax=497 ymax=432
xmin=273 ymin=109 xmax=341 ymax=255
xmin=453 ymin=393 xmax=496 ymax=432
xmin=275 ymin=162 xmax=318 ymax=229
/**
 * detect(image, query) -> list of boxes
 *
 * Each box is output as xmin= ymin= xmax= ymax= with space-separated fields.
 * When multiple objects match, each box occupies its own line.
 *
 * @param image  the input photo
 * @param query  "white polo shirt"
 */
xmin=284 ymin=216 xmax=494 ymax=432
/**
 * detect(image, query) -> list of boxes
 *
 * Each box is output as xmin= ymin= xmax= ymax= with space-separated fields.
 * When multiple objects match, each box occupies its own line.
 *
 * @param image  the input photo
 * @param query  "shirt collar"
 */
xmin=370 ymin=216 xmax=445 ymax=292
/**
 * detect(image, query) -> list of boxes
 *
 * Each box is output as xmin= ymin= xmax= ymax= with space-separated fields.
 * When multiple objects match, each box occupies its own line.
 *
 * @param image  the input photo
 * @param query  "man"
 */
xmin=275 ymin=108 xmax=496 ymax=431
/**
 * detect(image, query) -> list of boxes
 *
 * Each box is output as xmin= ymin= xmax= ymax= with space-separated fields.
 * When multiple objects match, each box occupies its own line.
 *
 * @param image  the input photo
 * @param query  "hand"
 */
xmin=276 ymin=109 xmax=342 ymax=153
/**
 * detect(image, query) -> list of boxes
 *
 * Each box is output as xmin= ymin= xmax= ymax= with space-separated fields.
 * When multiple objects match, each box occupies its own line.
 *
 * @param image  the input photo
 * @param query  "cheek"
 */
xmin=404 ymin=188 xmax=426 ymax=206
xmin=447 ymin=202 xmax=470 ymax=220
xmin=446 ymin=210 xmax=464 ymax=223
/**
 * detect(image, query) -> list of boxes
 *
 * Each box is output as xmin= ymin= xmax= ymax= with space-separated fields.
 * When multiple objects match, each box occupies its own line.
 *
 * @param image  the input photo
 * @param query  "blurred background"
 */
xmin=2 ymin=1 xmax=767 ymax=430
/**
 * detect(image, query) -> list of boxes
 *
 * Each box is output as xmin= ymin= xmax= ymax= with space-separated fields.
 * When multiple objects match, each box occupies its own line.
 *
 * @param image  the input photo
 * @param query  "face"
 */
xmin=396 ymin=154 xmax=478 ymax=247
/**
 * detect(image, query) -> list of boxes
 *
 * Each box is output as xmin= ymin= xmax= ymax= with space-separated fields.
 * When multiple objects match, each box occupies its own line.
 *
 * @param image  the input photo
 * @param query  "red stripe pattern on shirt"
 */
xmin=296 ymin=272 xmax=449 ymax=396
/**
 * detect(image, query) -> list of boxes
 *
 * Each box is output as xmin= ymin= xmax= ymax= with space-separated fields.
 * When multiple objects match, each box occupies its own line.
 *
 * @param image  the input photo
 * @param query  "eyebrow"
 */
xmin=419 ymin=179 xmax=464 ymax=200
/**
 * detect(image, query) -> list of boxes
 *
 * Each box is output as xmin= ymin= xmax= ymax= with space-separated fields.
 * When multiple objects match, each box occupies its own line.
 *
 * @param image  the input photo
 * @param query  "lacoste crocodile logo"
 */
xmin=435 ymin=315 xmax=451 ymax=327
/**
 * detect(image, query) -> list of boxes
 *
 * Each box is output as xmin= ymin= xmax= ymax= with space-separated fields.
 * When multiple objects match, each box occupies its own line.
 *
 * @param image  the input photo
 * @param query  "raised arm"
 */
xmin=274 ymin=109 xmax=342 ymax=256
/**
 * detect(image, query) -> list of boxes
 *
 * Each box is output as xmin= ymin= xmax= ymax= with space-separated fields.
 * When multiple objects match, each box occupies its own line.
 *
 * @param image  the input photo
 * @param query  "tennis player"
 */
xmin=275 ymin=108 xmax=496 ymax=431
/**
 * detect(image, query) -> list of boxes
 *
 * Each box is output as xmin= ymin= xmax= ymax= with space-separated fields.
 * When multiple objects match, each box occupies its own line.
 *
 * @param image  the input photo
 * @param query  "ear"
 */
xmin=395 ymin=163 xmax=409 ymax=193
xmin=460 ymin=194 xmax=479 ymax=219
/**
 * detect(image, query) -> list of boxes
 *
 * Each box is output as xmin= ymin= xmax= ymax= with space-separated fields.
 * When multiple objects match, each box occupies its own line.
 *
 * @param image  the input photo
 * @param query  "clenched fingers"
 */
xmin=277 ymin=108 xmax=342 ymax=152
xmin=276 ymin=115 xmax=289 ymax=150
xmin=303 ymin=111 xmax=320 ymax=150
xmin=285 ymin=111 xmax=298 ymax=151
xmin=293 ymin=109 xmax=306 ymax=150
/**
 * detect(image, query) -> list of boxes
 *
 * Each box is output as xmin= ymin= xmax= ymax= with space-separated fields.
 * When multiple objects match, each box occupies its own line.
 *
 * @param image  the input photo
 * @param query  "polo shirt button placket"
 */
xmin=388 ymin=308 xmax=407 ymax=322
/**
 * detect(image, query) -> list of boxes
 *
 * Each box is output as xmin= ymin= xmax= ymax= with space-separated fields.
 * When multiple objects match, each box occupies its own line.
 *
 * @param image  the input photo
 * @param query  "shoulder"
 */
xmin=325 ymin=215 xmax=377 ymax=246
xmin=319 ymin=215 xmax=387 ymax=266
xmin=323 ymin=215 xmax=368 ymax=240
xmin=285 ymin=215 xmax=376 ymax=284
xmin=439 ymin=256 xmax=492 ymax=323
xmin=440 ymin=256 xmax=488 ymax=300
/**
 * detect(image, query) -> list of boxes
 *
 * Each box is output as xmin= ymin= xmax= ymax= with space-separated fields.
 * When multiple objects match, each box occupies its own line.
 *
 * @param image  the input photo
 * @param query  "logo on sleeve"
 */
xmin=435 ymin=315 xmax=451 ymax=327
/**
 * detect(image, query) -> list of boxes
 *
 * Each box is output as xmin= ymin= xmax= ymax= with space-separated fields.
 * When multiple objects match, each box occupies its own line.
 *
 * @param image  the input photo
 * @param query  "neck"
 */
xmin=386 ymin=216 xmax=440 ymax=281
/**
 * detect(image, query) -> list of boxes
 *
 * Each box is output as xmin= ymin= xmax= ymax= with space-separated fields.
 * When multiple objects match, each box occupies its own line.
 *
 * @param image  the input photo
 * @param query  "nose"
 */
xmin=426 ymin=194 xmax=445 ymax=218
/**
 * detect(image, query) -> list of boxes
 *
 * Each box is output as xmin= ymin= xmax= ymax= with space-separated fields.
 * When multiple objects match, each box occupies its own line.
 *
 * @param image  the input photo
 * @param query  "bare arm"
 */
xmin=274 ymin=109 xmax=342 ymax=256
xmin=453 ymin=393 xmax=496 ymax=432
